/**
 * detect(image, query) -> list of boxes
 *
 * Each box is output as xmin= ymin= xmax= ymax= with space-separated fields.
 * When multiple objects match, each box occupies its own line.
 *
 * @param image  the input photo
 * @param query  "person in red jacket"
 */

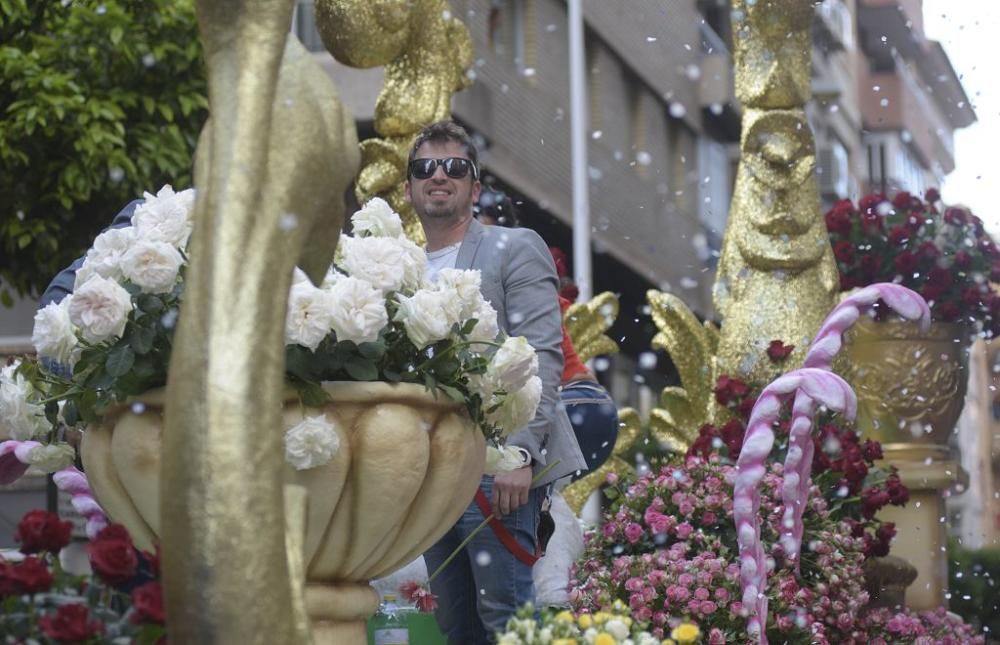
xmin=477 ymin=190 xmax=619 ymax=478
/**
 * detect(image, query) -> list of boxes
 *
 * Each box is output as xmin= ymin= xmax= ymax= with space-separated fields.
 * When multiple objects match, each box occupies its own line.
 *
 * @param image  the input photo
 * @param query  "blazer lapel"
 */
xmin=455 ymin=218 xmax=486 ymax=270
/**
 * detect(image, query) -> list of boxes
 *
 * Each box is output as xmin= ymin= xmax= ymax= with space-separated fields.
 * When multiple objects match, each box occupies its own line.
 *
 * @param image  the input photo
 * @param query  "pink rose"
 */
xmin=675 ymin=521 xmax=694 ymax=539
xmin=624 ymin=522 xmax=644 ymax=544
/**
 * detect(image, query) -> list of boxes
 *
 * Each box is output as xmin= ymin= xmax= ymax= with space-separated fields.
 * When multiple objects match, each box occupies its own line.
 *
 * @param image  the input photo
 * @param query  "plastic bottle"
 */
xmin=371 ymin=592 xmax=410 ymax=645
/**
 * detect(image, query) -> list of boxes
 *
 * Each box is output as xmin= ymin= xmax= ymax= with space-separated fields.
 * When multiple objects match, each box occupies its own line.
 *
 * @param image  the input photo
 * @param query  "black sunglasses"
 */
xmin=409 ymin=157 xmax=479 ymax=180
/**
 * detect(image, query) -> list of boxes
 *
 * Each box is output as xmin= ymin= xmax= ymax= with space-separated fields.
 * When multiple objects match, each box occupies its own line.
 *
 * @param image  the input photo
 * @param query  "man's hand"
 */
xmin=491 ymin=465 xmax=533 ymax=518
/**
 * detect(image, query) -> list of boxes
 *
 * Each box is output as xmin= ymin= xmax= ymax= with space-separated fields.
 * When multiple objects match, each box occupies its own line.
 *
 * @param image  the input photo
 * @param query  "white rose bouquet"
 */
xmin=284 ymin=198 xmax=539 ymax=444
xmin=14 ymin=192 xmax=539 ymax=484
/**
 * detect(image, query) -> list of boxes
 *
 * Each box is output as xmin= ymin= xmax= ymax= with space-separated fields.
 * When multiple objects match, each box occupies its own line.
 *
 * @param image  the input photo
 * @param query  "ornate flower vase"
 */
xmin=80 ymin=382 xmax=485 ymax=643
xmin=838 ymin=317 xmax=970 ymax=609
xmin=838 ymin=317 xmax=970 ymax=452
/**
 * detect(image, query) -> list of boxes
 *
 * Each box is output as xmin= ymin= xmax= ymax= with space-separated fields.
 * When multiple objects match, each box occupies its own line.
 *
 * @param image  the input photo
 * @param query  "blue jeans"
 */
xmin=561 ymin=380 xmax=619 ymax=479
xmin=424 ymin=475 xmax=542 ymax=644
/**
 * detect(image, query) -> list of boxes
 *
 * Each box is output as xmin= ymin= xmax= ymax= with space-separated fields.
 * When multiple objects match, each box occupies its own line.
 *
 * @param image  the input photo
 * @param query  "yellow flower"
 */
xmin=552 ymin=640 xmax=578 ymax=645
xmin=577 ymin=614 xmax=593 ymax=629
xmin=593 ymin=611 xmax=612 ymax=625
xmin=594 ymin=633 xmax=616 ymax=645
xmin=671 ymin=623 xmax=702 ymax=644
xmin=555 ymin=610 xmax=575 ymax=623
xmin=661 ymin=640 xmax=676 ymax=645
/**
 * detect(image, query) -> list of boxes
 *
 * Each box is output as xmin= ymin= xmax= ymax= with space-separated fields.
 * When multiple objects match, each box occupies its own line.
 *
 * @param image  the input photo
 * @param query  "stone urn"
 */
xmin=80 ymin=382 xmax=485 ymax=643
xmin=838 ymin=317 xmax=970 ymax=454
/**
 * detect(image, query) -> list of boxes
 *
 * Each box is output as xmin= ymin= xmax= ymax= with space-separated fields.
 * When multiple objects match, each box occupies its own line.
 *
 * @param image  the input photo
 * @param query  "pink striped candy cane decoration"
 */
xmin=734 ymin=368 xmax=857 ymax=643
xmin=0 ymin=440 xmax=42 ymax=484
xmin=53 ymin=466 xmax=109 ymax=539
xmin=779 ymin=284 xmax=929 ymax=568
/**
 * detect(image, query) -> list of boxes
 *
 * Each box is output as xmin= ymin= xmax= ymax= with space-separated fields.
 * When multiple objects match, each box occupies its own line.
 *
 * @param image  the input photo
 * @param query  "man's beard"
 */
xmin=421 ymin=201 xmax=459 ymax=219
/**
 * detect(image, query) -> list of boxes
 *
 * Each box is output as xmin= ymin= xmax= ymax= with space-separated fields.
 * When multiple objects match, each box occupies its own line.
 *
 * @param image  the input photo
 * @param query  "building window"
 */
xmin=489 ymin=0 xmax=529 ymax=70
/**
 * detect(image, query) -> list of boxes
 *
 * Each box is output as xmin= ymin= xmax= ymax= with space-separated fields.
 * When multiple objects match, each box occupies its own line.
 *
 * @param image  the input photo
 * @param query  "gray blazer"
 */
xmin=455 ymin=218 xmax=587 ymax=487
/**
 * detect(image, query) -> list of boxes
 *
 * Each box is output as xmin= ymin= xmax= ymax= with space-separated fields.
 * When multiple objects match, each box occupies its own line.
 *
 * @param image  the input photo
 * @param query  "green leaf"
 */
xmin=62 ymin=400 xmax=80 ymax=427
xmin=297 ymin=381 xmax=330 ymax=408
xmin=105 ymin=345 xmax=135 ymax=377
xmin=437 ymin=383 xmax=465 ymax=402
xmin=344 ymin=357 xmax=378 ymax=381
xmin=110 ymin=26 xmax=123 ymax=45
xmin=358 ymin=341 xmax=385 ymax=361
xmin=137 ymin=294 xmax=164 ymax=314
xmin=129 ymin=325 xmax=156 ymax=355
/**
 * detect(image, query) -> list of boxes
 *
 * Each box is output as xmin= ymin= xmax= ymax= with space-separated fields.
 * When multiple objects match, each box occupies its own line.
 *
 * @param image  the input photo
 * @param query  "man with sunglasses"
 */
xmin=405 ymin=121 xmax=586 ymax=644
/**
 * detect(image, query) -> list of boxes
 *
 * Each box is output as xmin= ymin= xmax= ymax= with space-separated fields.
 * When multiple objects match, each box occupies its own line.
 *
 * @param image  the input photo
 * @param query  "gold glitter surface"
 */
xmin=316 ymin=0 xmax=474 ymax=244
xmin=564 ymin=292 xmax=621 ymax=363
xmin=713 ymin=107 xmax=837 ymax=385
xmin=731 ymin=0 xmax=812 ymax=108
xmin=161 ymin=0 xmax=358 ymax=641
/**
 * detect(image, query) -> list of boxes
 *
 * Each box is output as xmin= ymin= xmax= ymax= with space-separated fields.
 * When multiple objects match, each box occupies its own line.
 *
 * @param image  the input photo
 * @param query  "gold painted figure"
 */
xmin=315 ymin=0 xmax=474 ymax=244
xmin=161 ymin=0 xmax=358 ymax=642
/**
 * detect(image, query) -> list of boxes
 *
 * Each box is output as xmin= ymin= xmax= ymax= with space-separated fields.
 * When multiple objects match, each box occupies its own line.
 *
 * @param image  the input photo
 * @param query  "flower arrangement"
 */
xmin=570 ymin=456 xmax=871 ymax=644
xmin=1 ymin=509 xmax=165 ymax=644
xmin=824 ymin=190 xmax=1000 ymax=335
xmin=10 ymin=189 xmax=538 ymax=481
xmin=497 ymin=603 xmax=702 ymax=645
xmin=688 ymin=369 xmax=907 ymax=560
xmin=851 ymin=606 xmax=984 ymax=645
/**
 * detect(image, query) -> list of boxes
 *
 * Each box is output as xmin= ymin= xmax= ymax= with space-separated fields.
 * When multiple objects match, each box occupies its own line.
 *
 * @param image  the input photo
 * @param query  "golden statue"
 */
xmin=315 ymin=0 xmax=474 ymax=244
xmin=161 ymin=0 xmax=358 ymax=642
xmin=641 ymin=0 xmax=836 ymax=451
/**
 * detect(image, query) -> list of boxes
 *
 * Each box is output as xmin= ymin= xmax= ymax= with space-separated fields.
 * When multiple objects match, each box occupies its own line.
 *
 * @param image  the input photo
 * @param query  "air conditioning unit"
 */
xmin=817 ymin=0 xmax=854 ymax=51
xmin=817 ymin=143 xmax=850 ymax=199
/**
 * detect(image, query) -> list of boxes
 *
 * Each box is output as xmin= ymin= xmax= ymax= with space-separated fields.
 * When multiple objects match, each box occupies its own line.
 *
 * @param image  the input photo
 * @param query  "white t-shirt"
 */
xmin=425 ymin=242 xmax=461 ymax=282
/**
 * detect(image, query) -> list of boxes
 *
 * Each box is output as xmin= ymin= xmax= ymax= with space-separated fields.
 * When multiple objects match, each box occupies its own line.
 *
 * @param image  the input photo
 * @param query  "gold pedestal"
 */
xmin=875 ymin=444 xmax=966 ymax=611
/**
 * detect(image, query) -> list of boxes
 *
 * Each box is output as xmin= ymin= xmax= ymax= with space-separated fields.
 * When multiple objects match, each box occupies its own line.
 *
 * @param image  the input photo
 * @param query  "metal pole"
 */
xmin=568 ymin=0 xmax=592 ymax=301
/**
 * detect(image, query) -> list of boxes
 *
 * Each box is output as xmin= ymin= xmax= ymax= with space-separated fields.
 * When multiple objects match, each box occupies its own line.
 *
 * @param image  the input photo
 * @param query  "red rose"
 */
xmin=559 ymin=281 xmax=579 ymax=302
xmin=862 ymin=486 xmax=891 ymax=518
xmin=95 ymin=523 xmax=133 ymax=542
xmin=687 ymin=424 xmax=718 ymax=459
xmin=943 ymin=207 xmax=968 ymax=225
xmin=981 ymin=239 xmax=999 ymax=257
xmin=824 ymin=200 xmax=854 ymax=237
xmin=720 ymin=418 xmax=745 ymax=457
xmin=548 ymin=247 xmax=569 ymax=279
xmin=766 ymin=340 xmax=795 ymax=362
xmin=893 ymin=251 xmax=918 ymax=276
xmin=861 ymin=439 xmax=883 ymax=462
xmin=832 ymin=240 xmax=855 ymax=264
xmin=887 ymin=226 xmax=910 ymax=246
xmin=920 ymin=284 xmax=945 ymax=303
xmin=714 ymin=375 xmax=750 ymax=406
xmin=8 ymin=556 xmax=53 ymax=594
xmin=954 ymin=250 xmax=973 ymax=269
xmin=990 ymin=262 xmax=1000 ymax=282
xmin=927 ymin=266 xmax=953 ymax=287
xmin=891 ymin=191 xmax=912 ymax=210
xmin=15 ymin=509 xmax=73 ymax=555
xmin=859 ymin=254 xmax=880 ymax=277
xmin=937 ymin=301 xmax=961 ymax=321
xmin=131 ymin=581 xmax=166 ymax=624
xmin=917 ymin=241 xmax=940 ymax=260
xmin=39 ymin=603 xmax=104 ymax=643
xmin=962 ymin=287 xmax=984 ymax=307
xmin=88 ymin=535 xmax=138 ymax=587
xmin=905 ymin=213 xmax=926 ymax=231
xmin=859 ymin=193 xmax=886 ymax=214
xmin=924 ymin=188 xmax=941 ymax=203
xmin=886 ymin=472 xmax=910 ymax=506
xmin=736 ymin=396 xmax=756 ymax=420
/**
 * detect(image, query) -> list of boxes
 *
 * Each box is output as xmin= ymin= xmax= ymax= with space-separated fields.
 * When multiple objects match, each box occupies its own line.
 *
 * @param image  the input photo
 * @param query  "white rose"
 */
xmin=394 ymin=289 xmax=453 ymax=349
xmin=291 ymin=267 xmax=311 ymax=286
xmin=75 ymin=226 xmax=136 ymax=288
xmin=25 ymin=443 xmax=76 ymax=474
xmin=432 ymin=268 xmax=482 ymax=318
xmin=285 ymin=282 xmax=335 ymax=351
xmin=340 ymin=236 xmax=426 ymax=295
xmin=68 ymin=275 xmax=133 ymax=343
xmin=486 ymin=336 xmax=539 ymax=392
xmin=131 ymin=185 xmax=196 ymax=248
xmin=484 ymin=445 xmax=530 ymax=475
xmin=32 ymin=299 xmax=80 ymax=366
xmin=604 ymin=619 xmax=629 ymax=641
xmin=327 ymin=276 xmax=388 ymax=344
xmin=120 ymin=240 xmax=185 ymax=294
xmin=466 ymin=298 xmax=500 ymax=343
xmin=351 ymin=197 xmax=404 ymax=238
xmin=486 ymin=375 xmax=542 ymax=437
xmin=0 ymin=364 xmax=48 ymax=441
xmin=284 ymin=415 xmax=340 ymax=470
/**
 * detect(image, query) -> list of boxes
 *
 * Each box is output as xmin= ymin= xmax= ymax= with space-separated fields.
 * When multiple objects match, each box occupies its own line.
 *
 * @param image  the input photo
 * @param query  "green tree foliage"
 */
xmin=0 ymin=0 xmax=207 ymax=304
